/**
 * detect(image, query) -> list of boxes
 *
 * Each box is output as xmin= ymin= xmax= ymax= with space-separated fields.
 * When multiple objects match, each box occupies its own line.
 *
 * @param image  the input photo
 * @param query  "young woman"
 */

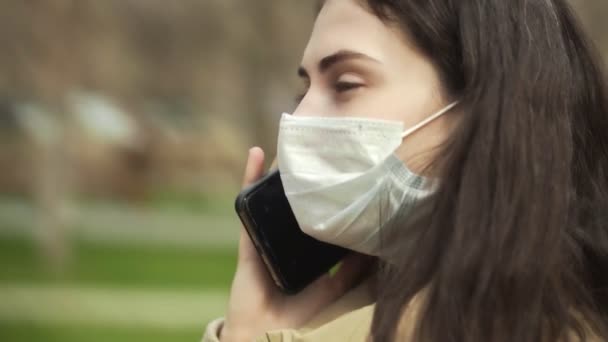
xmin=204 ymin=0 xmax=608 ymax=341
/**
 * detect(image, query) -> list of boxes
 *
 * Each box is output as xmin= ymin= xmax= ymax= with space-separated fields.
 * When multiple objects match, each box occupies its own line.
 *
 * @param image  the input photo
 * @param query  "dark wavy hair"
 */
xmin=345 ymin=0 xmax=608 ymax=341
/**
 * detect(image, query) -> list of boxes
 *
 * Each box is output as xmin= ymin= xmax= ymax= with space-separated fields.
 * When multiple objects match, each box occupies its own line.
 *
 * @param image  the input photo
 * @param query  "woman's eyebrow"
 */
xmin=297 ymin=49 xmax=381 ymax=79
xmin=319 ymin=49 xmax=381 ymax=72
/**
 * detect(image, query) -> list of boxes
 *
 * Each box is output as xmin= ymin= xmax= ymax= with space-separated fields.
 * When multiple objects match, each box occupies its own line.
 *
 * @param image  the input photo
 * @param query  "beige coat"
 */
xmin=202 ymin=279 xmax=601 ymax=342
xmin=202 ymin=278 xmax=377 ymax=342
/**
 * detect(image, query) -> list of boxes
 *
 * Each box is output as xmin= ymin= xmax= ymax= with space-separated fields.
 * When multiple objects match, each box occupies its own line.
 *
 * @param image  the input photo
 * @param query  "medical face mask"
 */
xmin=276 ymin=102 xmax=457 ymax=256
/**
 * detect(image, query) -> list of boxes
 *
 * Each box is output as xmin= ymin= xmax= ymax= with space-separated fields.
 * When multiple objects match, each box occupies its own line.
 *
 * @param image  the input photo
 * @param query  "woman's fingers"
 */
xmin=237 ymin=147 xmax=269 ymax=272
xmin=294 ymin=253 xmax=373 ymax=313
xmin=239 ymin=147 xmax=266 ymax=258
xmin=242 ymin=147 xmax=266 ymax=188
xmin=334 ymin=253 xmax=374 ymax=289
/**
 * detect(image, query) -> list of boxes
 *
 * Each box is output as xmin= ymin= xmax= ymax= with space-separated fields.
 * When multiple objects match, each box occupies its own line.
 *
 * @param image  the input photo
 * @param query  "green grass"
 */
xmin=0 ymin=235 xmax=236 ymax=341
xmin=0 ymin=195 xmax=238 ymax=341
xmin=0 ymin=237 xmax=237 ymax=290
xmin=0 ymin=322 xmax=203 ymax=342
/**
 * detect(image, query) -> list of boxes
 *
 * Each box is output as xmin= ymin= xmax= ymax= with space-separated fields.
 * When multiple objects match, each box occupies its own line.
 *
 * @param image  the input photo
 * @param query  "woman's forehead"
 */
xmin=301 ymin=0 xmax=398 ymax=69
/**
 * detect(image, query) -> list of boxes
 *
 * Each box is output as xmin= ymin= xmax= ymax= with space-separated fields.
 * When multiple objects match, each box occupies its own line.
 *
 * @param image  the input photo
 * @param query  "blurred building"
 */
xmin=0 ymin=0 xmax=605 ymax=201
xmin=0 ymin=0 xmax=316 ymax=200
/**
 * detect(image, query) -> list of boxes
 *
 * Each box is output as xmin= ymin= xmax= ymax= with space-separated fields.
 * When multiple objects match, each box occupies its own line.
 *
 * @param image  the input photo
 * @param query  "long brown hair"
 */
xmin=361 ymin=0 xmax=608 ymax=341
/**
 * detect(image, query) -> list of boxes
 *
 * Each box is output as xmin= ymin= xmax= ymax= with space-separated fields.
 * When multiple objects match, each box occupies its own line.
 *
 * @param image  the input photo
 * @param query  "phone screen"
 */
xmin=237 ymin=170 xmax=348 ymax=293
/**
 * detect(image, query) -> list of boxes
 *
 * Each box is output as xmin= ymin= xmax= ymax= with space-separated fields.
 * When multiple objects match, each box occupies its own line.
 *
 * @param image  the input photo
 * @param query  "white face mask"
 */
xmin=277 ymin=102 xmax=458 ymax=256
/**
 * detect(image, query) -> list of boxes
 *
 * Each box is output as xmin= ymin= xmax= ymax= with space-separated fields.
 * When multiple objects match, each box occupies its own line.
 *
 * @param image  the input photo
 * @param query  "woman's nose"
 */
xmin=292 ymin=91 xmax=331 ymax=118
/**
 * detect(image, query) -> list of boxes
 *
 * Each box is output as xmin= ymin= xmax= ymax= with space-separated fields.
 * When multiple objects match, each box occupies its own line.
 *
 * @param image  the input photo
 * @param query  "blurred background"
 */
xmin=0 ymin=1 xmax=605 ymax=341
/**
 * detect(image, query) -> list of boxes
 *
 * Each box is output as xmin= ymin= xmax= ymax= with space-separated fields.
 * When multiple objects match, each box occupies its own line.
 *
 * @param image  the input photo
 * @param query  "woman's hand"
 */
xmin=221 ymin=147 xmax=370 ymax=342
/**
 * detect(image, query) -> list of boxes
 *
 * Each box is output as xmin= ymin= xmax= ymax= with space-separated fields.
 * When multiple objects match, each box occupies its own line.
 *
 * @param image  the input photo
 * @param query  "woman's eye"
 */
xmin=334 ymin=82 xmax=363 ymax=93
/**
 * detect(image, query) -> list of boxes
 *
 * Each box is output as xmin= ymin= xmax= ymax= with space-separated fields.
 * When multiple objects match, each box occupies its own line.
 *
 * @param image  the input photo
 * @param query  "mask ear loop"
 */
xmin=401 ymin=101 xmax=459 ymax=139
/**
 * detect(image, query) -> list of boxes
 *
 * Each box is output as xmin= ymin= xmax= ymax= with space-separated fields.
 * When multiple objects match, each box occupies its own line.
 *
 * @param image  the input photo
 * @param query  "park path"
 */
xmin=0 ymin=285 xmax=228 ymax=329
xmin=0 ymin=198 xmax=237 ymax=336
xmin=0 ymin=198 xmax=240 ymax=248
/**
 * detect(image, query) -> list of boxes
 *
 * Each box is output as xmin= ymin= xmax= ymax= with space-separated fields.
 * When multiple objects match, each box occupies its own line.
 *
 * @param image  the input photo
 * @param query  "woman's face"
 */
xmin=294 ymin=0 xmax=456 ymax=172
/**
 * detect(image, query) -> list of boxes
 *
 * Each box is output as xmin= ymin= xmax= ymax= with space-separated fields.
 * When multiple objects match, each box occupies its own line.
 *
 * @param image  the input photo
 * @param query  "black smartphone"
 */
xmin=235 ymin=169 xmax=349 ymax=294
